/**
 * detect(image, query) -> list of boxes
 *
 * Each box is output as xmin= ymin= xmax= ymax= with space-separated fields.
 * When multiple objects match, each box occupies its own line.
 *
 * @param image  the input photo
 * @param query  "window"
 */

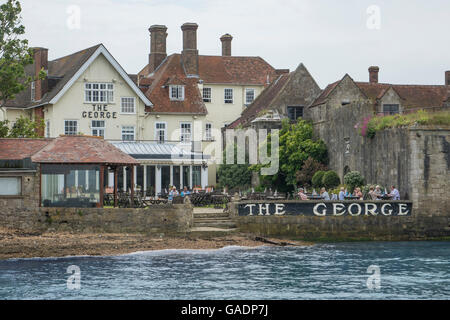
xmin=205 ymin=123 xmax=212 ymax=141
xmin=121 ymin=97 xmax=135 ymax=113
xmin=0 ymin=177 xmax=21 ymax=196
xmin=31 ymin=81 xmax=36 ymax=102
xmin=224 ymin=88 xmax=233 ymax=104
xmin=169 ymin=85 xmax=185 ymax=101
xmin=383 ymin=104 xmax=399 ymax=115
xmin=122 ymin=126 xmax=135 ymax=141
xmin=45 ymin=120 xmax=50 ymax=138
xmin=180 ymin=122 xmax=192 ymax=144
xmin=92 ymin=120 xmax=105 ymax=137
xmin=155 ymin=122 xmax=167 ymax=143
xmin=64 ymin=120 xmax=78 ymax=135
xmin=287 ymin=106 xmax=304 ymax=121
xmin=85 ymin=83 xmax=114 ymax=103
xmin=245 ymin=88 xmax=255 ymax=105
xmin=203 ymin=87 xmax=211 ymax=103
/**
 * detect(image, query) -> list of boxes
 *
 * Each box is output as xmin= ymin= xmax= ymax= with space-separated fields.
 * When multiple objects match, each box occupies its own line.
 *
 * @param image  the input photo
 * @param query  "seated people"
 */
xmin=297 ymin=188 xmax=308 ymax=200
xmin=353 ymin=187 xmax=363 ymax=199
xmin=389 ymin=185 xmax=400 ymax=200
xmin=320 ymin=188 xmax=330 ymax=200
xmin=180 ymin=186 xmax=191 ymax=197
xmin=338 ymin=187 xmax=345 ymax=201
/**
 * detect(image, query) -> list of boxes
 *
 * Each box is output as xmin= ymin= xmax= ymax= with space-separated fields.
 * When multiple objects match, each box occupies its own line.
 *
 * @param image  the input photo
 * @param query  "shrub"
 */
xmin=344 ymin=171 xmax=365 ymax=192
xmin=295 ymin=157 xmax=328 ymax=187
xmin=322 ymin=171 xmax=340 ymax=189
xmin=312 ymin=170 xmax=325 ymax=188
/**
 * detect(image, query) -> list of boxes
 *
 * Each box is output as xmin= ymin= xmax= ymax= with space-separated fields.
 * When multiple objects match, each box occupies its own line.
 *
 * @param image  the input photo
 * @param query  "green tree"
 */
xmin=344 ymin=171 xmax=365 ymax=192
xmin=0 ymin=0 xmax=38 ymax=111
xmin=253 ymin=119 xmax=328 ymax=192
xmin=7 ymin=115 xmax=44 ymax=138
xmin=322 ymin=170 xmax=340 ymax=189
xmin=217 ymin=143 xmax=252 ymax=190
xmin=311 ymin=170 xmax=325 ymax=188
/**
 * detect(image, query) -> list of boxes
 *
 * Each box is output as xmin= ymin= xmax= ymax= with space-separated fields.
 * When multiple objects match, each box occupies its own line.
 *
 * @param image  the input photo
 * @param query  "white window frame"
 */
xmin=120 ymin=97 xmax=136 ymax=114
xmin=0 ymin=177 xmax=22 ymax=196
xmin=224 ymin=88 xmax=233 ymax=104
xmin=84 ymin=83 xmax=114 ymax=103
xmin=45 ymin=120 xmax=50 ymax=138
xmin=31 ymin=81 xmax=36 ymax=102
xmin=155 ymin=122 xmax=167 ymax=143
xmin=180 ymin=122 xmax=192 ymax=144
xmin=91 ymin=120 xmax=105 ymax=137
xmin=205 ymin=123 xmax=213 ymax=141
xmin=169 ymin=85 xmax=185 ymax=101
xmin=64 ymin=120 xmax=78 ymax=135
xmin=121 ymin=125 xmax=135 ymax=141
xmin=245 ymin=88 xmax=255 ymax=105
xmin=202 ymin=87 xmax=212 ymax=103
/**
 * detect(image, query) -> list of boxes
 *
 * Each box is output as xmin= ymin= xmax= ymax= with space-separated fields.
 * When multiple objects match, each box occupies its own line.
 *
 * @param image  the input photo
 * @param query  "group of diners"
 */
xmin=297 ymin=185 xmax=401 ymax=201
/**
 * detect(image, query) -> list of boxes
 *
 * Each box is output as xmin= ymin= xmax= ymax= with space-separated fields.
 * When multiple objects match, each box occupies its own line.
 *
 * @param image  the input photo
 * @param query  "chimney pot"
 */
xmin=220 ymin=33 xmax=233 ymax=56
xmin=369 ymin=66 xmax=379 ymax=84
xmin=445 ymin=71 xmax=450 ymax=86
xmin=181 ymin=22 xmax=199 ymax=76
xmin=148 ymin=24 xmax=167 ymax=73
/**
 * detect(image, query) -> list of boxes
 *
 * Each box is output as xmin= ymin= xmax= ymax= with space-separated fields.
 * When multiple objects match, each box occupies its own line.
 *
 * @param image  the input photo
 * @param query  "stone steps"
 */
xmin=192 ymin=208 xmax=236 ymax=230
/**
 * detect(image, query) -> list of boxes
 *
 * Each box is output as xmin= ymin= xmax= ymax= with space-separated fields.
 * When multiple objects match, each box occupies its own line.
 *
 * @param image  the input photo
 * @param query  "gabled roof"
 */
xmin=5 ymin=44 xmax=152 ymax=109
xmin=31 ymin=136 xmax=138 ymax=165
xmin=141 ymin=54 xmax=207 ymax=114
xmin=228 ymin=73 xmax=291 ymax=128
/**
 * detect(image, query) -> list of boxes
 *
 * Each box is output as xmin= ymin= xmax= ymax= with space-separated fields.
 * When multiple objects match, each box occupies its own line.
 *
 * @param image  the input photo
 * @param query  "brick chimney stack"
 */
xmin=220 ymin=33 xmax=232 ymax=56
xmin=148 ymin=25 xmax=168 ymax=73
xmin=445 ymin=71 xmax=450 ymax=86
xmin=369 ymin=66 xmax=379 ymax=84
xmin=33 ymin=47 xmax=48 ymax=101
xmin=181 ymin=22 xmax=199 ymax=76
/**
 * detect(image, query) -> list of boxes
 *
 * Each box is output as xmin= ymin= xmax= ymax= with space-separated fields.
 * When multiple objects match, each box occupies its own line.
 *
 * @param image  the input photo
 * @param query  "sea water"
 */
xmin=0 ymin=241 xmax=449 ymax=299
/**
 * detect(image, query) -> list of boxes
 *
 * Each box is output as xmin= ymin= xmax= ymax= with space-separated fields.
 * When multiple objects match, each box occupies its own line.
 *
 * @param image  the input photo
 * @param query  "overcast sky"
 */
xmin=17 ymin=0 xmax=450 ymax=88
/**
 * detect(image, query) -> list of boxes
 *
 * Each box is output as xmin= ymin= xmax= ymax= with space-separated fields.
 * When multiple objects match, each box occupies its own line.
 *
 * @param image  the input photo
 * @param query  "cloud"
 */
xmin=19 ymin=0 xmax=450 ymax=87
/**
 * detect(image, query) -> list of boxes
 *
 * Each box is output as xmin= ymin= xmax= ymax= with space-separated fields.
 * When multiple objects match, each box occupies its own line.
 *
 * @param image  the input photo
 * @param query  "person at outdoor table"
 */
xmin=338 ymin=187 xmax=345 ymax=201
xmin=388 ymin=185 xmax=400 ymax=200
xmin=320 ymin=188 xmax=330 ymax=200
xmin=353 ymin=187 xmax=363 ymax=199
xmin=181 ymin=187 xmax=190 ymax=197
xmin=298 ymin=188 xmax=308 ymax=200
xmin=168 ymin=187 xmax=179 ymax=201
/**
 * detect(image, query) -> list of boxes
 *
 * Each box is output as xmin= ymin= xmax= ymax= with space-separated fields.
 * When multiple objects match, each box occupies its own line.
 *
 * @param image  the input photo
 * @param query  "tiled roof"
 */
xmin=0 ymin=139 xmax=52 ymax=160
xmin=142 ymin=54 xmax=207 ymax=114
xmin=4 ymin=45 xmax=102 ymax=109
xmin=356 ymin=82 xmax=450 ymax=109
xmin=309 ymin=81 xmax=340 ymax=107
xmin=139 ymin=53 xmax=277 ymax=114
xmin=31 ymin=136 xmax=138 ymax=165
xmin=228 ymin=73 xmax=291 ymax=128
xmin=198 ymin=55 xmax=277 ymax=85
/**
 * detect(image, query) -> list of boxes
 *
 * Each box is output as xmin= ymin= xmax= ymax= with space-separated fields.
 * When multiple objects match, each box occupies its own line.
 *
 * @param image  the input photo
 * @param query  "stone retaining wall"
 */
xmin=0 ymin=205 xmax=193 ymax=234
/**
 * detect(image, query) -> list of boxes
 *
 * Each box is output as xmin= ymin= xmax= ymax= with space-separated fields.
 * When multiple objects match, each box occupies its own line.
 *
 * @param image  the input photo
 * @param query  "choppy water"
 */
xmin=0 ymin=241 xmax=449 ymax=300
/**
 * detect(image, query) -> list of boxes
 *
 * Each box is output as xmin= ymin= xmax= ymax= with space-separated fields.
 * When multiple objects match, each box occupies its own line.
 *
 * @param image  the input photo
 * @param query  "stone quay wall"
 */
xmin=0 ymin=205 xmax=194 ymax=234
xmin=229 ymin=200 xmax=450 ymax=241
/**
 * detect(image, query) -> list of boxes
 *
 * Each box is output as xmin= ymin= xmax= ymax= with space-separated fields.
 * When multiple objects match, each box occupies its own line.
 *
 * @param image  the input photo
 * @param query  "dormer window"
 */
xmin=170 ymin=85 xmax=185 ymax=101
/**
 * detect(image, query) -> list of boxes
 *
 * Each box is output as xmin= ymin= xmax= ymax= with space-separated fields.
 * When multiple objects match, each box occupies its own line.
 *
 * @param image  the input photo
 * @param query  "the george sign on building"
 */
xmin=237 ymin=201 xmax=412 ymax=217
